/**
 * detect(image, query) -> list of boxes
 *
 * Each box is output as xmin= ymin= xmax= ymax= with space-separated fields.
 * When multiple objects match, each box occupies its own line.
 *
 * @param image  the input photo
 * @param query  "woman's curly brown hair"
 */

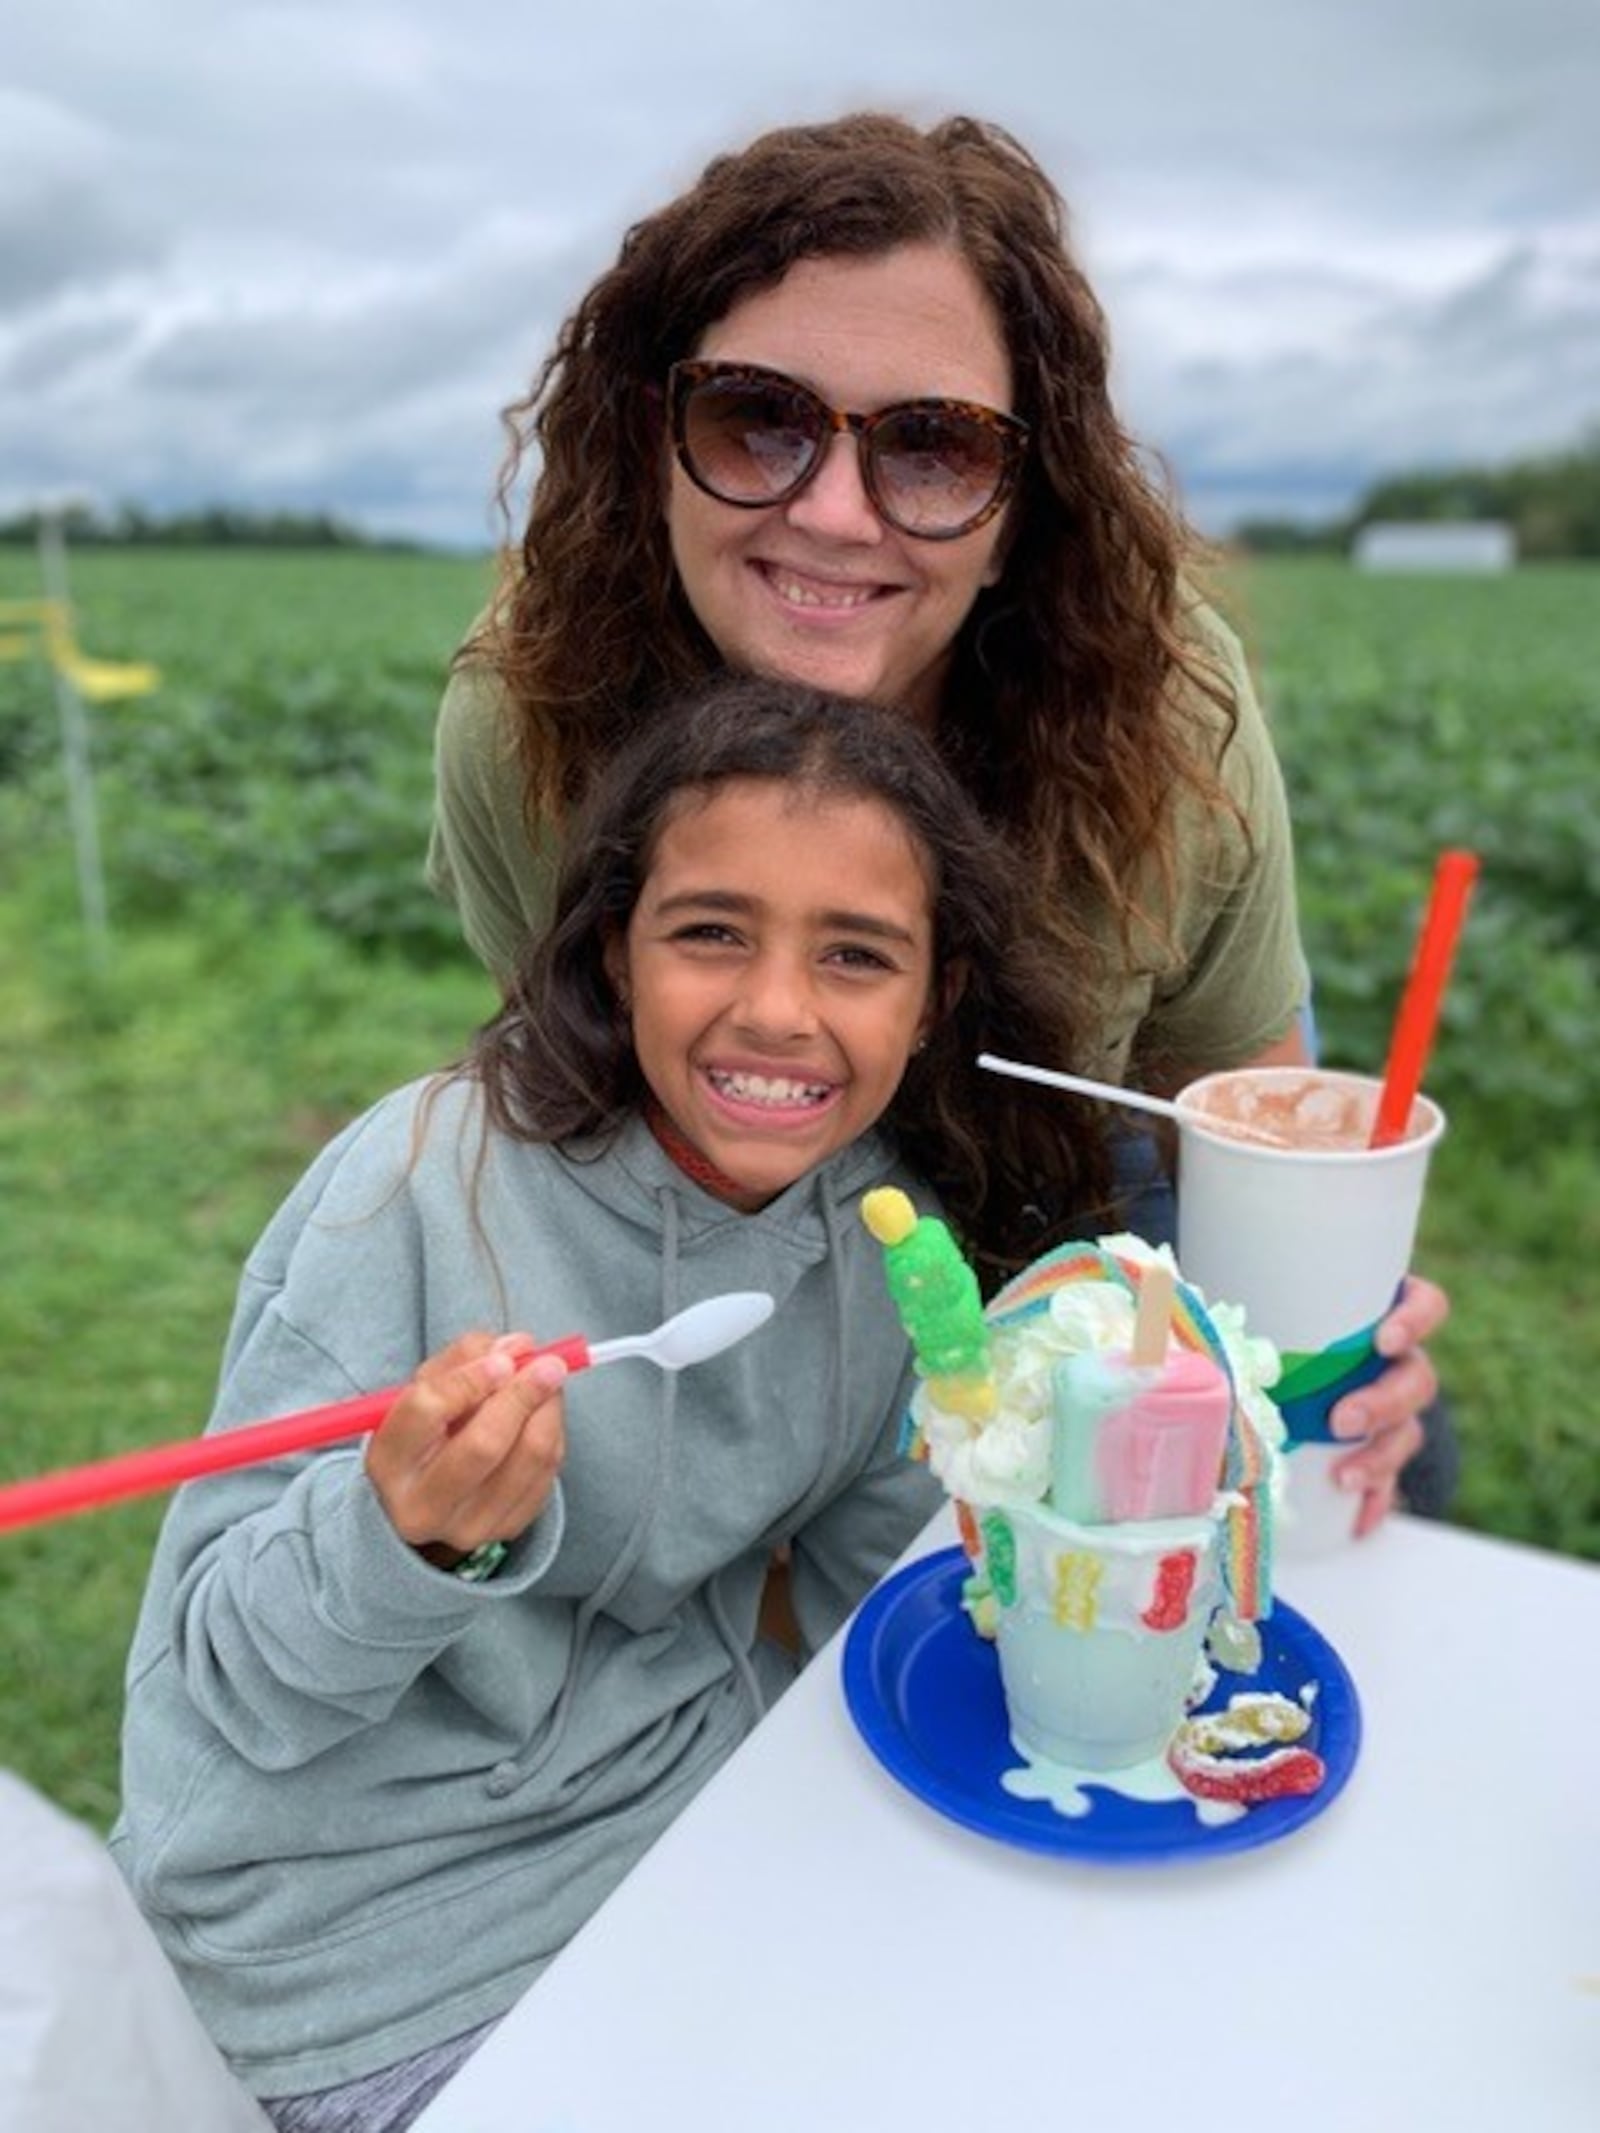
xmin=473 ymin=110 xmax=1242 ymax=1011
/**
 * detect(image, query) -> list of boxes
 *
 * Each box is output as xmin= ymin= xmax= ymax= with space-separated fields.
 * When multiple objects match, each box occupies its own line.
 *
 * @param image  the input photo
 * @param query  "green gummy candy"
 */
xmin=980 ymin=1511 xmax=1018 ymax=1607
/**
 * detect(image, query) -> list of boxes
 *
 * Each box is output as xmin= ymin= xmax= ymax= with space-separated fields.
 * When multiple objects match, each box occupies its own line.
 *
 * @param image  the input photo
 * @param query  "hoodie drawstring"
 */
xmin=769 ymin=1183 xmax=853 ymax=1539
xmin=487 ymin=1189 xmax=689 ymax=1798
xmin=486 ymin=1171 xmax=856 ymax=1800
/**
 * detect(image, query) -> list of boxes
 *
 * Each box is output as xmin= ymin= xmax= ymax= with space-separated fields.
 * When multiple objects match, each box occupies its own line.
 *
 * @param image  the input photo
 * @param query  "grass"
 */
xmin=1 ymin=547 xmax=1596 ymax=1832
xmin=0 ymin=880 xmax=493 ymax=1824
xmin=1235 ymin=558 xmax=1600 ymax=1560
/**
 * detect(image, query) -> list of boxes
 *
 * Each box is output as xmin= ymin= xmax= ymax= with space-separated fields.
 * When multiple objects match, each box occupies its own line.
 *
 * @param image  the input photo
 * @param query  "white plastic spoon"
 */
xmin=0 ymin=1291 xmax=777 ymax=1535
xmin=579 ymin=1291 xmax=776 ymax=1372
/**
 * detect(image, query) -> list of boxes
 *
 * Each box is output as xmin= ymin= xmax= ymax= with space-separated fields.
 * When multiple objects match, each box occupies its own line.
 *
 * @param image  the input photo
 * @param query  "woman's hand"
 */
xmin=365 ymin=1332 xmax=567 ymax=1566
xmin=1327 ymin=1274 xmax=1450 ymax=1536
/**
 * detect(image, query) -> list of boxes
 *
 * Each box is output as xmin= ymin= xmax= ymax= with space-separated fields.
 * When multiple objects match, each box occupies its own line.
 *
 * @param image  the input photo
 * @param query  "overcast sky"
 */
xmin=6 ymin=0 xmax=1597 ymax=545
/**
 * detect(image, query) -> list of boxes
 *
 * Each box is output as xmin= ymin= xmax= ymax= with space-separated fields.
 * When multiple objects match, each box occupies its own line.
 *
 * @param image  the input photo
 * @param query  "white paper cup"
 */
xmin=1174 ymin=1067 xmax=1445 ymax=1555
xmin=1270 ymin=1442 xmax=1366 ymax=1555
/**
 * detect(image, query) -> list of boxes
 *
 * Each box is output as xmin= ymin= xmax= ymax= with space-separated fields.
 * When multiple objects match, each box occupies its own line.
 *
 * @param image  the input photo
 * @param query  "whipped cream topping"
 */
xmin=913 ymin=1233 xmax=1286 ymax=1512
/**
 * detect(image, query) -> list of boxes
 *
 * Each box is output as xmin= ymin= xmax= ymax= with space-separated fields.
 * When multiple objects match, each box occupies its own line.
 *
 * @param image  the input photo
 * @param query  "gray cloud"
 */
xmin=0 ymin=88 xmax=167 ymax=305
xmin=1115 ymin=231 xmax=1600 ymax=525
xmin=4 ymin=0 xmax=1598 ymax=541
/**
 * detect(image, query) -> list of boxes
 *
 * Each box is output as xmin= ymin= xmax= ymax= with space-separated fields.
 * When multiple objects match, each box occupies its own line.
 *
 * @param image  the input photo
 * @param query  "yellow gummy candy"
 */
xmin=1185 ymin=1693 xmax=1310 ymax=1756
xmin=926 ymin=1374 xmax=998 ymax=1422
xmin=1052 ymin=1550 xmax=1102 ymax=1631
xmin=861 ymin=1187 xmax=917 ymax=1247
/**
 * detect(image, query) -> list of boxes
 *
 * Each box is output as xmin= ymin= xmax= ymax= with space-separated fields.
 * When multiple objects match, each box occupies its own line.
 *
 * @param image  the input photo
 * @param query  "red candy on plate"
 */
xmin=1168 ymin=1736 xmax=1326 ymax=1803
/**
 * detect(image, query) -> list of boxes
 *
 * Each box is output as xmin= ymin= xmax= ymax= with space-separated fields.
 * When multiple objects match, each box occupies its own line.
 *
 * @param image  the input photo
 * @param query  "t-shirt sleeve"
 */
xmin=427 ymin=657 xmax=560 ymax=985
xmin=1136 ymin=611 xmax=1311 ymax=1078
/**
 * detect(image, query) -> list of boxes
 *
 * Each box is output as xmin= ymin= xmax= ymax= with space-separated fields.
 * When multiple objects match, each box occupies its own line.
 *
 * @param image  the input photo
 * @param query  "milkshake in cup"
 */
xmin=1175 ymin=1067 xmax=1445 ymax=1554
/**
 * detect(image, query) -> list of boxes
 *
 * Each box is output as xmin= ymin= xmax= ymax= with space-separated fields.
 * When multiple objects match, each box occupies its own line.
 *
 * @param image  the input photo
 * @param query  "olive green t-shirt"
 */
xmin=425 ymin=613 xmax=1308 ymax=1086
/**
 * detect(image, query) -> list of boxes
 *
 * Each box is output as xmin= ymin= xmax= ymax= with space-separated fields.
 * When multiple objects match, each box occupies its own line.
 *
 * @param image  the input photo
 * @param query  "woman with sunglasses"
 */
xmin=428 ymin=110 xmax=1453 ymax=1531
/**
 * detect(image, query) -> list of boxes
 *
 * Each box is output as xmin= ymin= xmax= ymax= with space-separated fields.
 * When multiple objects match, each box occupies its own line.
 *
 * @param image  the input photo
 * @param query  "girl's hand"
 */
xmin=1327 ymin=1274 xmax=1450 ymax=1536
xmin=365 ymin=1332 xmax=567 ymax=1565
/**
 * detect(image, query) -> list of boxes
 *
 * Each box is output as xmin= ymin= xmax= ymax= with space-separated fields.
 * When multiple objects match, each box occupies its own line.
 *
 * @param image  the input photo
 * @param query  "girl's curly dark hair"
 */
xmin=463 ymin=675 xmax=1114 ymax=1275
xmin=473 ymin=110 xmax=1242 ymax=993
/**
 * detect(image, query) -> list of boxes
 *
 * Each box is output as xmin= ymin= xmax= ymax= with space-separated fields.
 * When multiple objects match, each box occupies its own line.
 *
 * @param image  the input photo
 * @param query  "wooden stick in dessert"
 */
xmin=1131 ymin=1260 xmax=1176 ymax=1367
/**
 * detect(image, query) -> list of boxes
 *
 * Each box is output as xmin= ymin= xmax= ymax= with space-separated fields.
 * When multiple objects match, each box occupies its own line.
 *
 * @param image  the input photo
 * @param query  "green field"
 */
xmin=2 ymin=547 xmax=1597 ymax=1828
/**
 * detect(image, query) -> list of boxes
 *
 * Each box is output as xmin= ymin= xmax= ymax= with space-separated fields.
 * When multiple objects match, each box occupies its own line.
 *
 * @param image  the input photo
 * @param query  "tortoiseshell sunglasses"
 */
xmin=667 ymin=360 xmax=1028 ymax=540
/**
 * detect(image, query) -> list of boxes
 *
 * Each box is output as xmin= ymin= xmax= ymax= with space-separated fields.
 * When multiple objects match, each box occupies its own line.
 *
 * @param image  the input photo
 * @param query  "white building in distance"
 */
xmin=1352 ymin=521 xmax=1516 ymax=572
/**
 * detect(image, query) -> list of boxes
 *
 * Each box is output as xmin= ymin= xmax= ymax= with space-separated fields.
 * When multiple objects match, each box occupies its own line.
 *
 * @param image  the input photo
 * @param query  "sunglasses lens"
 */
xmin=672 ymin=364 xmax=1021 ymax=536
xmin=679 ymin=374 xmax=823 ymax=505
xmin=869 ymin=408 xmax=1013 ymax=536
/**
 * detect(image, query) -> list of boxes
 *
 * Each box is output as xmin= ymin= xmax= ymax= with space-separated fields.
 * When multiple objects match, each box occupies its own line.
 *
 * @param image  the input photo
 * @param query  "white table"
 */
xmin=416 ymin=1514 xmax=1599 ymax=2133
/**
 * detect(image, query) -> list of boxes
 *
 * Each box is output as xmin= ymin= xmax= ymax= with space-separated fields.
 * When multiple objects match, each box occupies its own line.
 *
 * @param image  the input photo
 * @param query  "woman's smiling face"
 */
xmin=664 ymin=244 xmax=1015 ymax=725
xmin=607 ymin=776 xmax=937 ymax=1209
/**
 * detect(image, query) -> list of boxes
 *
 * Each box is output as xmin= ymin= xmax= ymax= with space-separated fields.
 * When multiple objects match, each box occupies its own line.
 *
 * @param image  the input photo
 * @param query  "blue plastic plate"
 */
xmin=842 ymin=1547 xmax=1361 ymax=1863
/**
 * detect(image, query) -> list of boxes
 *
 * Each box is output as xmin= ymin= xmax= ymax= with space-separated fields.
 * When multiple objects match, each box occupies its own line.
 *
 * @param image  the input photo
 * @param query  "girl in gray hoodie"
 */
xmin=113 ymin=675 xmax=1109 ymax=2130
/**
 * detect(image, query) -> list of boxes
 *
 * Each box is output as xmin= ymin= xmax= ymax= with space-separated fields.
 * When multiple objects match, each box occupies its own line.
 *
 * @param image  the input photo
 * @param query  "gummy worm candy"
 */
xmin=962 ymin=1575 xmax=1000 ymax=1640
xmin=980 ymin=1510 xmax=1018 ymax=1608
xmin=1051 ymin=1548 xmax=1102 ymax=1630
xmin=956 ymin=1500 xmax=983 ymax=1560
xmin=1183 ymin=1691 xmax=1310 ymax=1755
xmin=1167 ymin=1732 xmax=1325 ymax=1804
xmin=1141 ymin=1549 xmax=1197 ymax=1632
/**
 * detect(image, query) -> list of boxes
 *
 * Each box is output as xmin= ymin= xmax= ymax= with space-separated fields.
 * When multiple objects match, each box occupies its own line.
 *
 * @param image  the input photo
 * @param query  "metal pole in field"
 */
xmin=37 ymin=512 xmax=110 ymax=974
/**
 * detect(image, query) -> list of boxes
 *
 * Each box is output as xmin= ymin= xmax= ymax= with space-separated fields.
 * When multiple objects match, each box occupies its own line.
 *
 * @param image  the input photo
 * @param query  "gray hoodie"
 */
xmin=111 ymin=1075 xmax=940 ymax=2099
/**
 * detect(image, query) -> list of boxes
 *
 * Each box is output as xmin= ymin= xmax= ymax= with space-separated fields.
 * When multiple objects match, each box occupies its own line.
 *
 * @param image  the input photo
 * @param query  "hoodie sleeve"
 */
xmin=153 ymin=1385 xmax=565 ymax=1772
xmin=130 ymin=1090 xmax=565 ymax=1771
xmin=785 ymin=1376 xmax=943 ymax=1659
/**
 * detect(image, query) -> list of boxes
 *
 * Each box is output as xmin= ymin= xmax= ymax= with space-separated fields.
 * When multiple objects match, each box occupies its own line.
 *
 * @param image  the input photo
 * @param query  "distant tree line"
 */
xmin=1237 ymin=428 xmax=1600 ymax=559
xmin=0 ymin=502 xmax=426 ymax=552
xmin=8 ymin=432 xmax=1598 ymax=560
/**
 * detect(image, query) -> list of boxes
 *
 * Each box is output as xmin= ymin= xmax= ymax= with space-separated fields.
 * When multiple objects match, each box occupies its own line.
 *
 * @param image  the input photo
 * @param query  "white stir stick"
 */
xmin=977 ymin=1051 xmax=1182 ymax=1123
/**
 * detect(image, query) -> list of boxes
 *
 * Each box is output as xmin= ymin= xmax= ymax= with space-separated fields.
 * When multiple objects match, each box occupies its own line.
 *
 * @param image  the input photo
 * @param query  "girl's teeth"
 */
xmin=710 ymin=1070 xmax=829 ymax=1105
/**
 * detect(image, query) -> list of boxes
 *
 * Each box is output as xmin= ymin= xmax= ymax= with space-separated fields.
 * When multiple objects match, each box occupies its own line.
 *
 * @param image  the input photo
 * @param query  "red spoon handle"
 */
xmin=0 ymin=1334 xmax=593 ymax=1536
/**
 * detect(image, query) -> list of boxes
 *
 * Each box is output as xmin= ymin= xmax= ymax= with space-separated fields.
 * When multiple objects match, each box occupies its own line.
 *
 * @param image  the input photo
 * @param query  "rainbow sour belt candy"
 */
xmin=861 ymin=1189 xmax=997 ymax=1425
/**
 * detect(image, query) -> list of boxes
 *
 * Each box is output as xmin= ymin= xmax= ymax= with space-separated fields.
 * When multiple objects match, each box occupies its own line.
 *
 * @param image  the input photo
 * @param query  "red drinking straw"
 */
xmin=1369 ymin=850 xmax=1480 ymax=1149
xmin=0 ymin=1333 xmax=594 ymax=1537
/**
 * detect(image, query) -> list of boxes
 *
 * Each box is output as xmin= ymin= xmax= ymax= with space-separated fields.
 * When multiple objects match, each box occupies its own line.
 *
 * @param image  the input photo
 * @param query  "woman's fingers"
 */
xmin=1348 ymin=1464 xmax=1402 ymax=1539
xmin=1326 ymin=1277 xmax=1447 ymax=1535
xmin=1330 ymin=1343 xmax=1438 ymax=1445
xmin=1334 ymin=1410 xmax=1426 ymax=1527
xmin=1374 ymin=1272 xmax=1450 ymax=1357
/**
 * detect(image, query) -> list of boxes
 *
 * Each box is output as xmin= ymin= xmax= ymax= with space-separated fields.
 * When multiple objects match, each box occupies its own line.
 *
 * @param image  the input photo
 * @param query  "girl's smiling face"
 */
xmin=608 ymin=777 xmax=938 ymax=1208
